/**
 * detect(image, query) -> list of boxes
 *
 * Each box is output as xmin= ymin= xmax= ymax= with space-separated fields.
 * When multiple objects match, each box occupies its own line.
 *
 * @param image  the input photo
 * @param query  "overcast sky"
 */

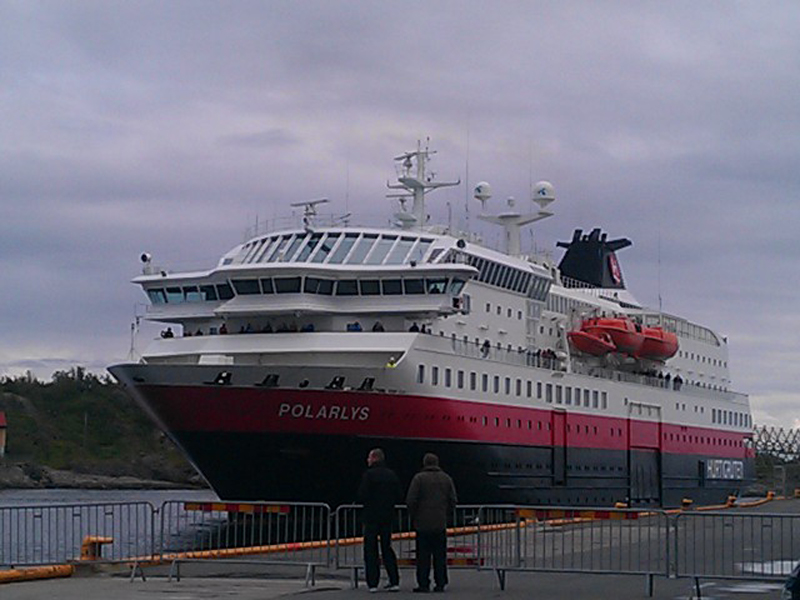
xmin=1 ymin=1 xmax=798 ymax=426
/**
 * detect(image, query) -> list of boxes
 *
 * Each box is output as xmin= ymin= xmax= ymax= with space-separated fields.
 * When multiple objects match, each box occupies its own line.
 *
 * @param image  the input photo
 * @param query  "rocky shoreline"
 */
xmin=0 ymin=462 xmax=207 ymax=490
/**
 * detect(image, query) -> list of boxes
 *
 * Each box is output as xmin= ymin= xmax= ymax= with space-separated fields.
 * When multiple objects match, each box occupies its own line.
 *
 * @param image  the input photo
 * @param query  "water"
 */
xmin=0 ymin=488 xmax=219 ymax=566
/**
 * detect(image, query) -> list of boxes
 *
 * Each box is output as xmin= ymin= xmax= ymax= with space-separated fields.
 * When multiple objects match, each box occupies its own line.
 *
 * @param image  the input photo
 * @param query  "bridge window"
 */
xmin=283 ymin=234 xmax=307 ymax=262
xmin=382 ymin=279 xmax=402 ymax=295
xmin=404 ymin=279 xmax=425 ymax=294
xmin=261 ymin=278 xmax=274 ymax=294
xmin=359 ymin=280 xmax=381 ymax=295
xmin=426 ymin=278 xmax=447 ymax=294
xmin=346 ymin=234 xmax=378 ymax=264
xmin=365 ymin=235 xmax=397 ymax=264
xmin=408 ymin=239 xmax=434 ymax=263
xmin=336 ymin=279 xmax=359 ymax=296
xmin=232 ymin=279 xmax=260 ymax=295
xmin=166 ymin=287 xmax=183 ymax=303
xmin=328 ymin=233 xmax=358 ymax=264
xmin=183 ymin=286 xmax=202 ymax=302
xmin=216 ymin=283 xmax=234 ymax=300
xmin=200 ymin=285 xmax=218 ymax=301
xmin=310 ymin=233 xmax=341 ymax=263
xmin=296 ymin=232 xmax=323 ymax=262
xmin=147 ymin=288 xmax=167 ymax=304
xmin=385 ymin=237 xmax=416 ymax=264
xmin=274 ymin=277 xmax=301 ymax=294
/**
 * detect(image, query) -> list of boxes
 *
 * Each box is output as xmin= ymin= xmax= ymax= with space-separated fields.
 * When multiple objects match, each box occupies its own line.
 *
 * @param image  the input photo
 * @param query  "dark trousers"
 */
xmin=415 ymin=529 xmax=448 ymax=589
xmin=364 ymin=521 xmax=399 ymax=588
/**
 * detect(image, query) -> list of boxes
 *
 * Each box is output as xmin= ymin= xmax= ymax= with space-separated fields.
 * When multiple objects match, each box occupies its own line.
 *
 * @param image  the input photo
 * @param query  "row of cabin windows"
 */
xmin=545 ymin=294 xmax=595 ymax=316
xmin=712 ymin=408 xmax=751 ymax=428
xmin=677 ymin=349 xmax=727 ymax=369
xmin=147 ymin=277 xmax=466 ymax=304
xmin=416 ymin=365 xmax=608 ymax=409
xmin=442 ymin=249 xmax=551 ymax=300
xmin=663 ymin=432 xmax=745 ymax=448
xmin=485 ymin=302 xmax=524 ymax=320
xmin=234 ymin=232 xmax=435 ymax=267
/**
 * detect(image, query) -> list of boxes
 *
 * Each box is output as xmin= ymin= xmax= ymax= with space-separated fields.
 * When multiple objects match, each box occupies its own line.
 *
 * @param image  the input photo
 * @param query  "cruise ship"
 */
xmin=109 ymin=142 xmax=754 ymax=507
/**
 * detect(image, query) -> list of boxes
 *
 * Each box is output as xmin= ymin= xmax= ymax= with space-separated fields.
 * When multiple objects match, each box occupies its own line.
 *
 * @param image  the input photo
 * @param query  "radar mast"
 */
xmin=387 ymin=140 xmax=460 ymax=230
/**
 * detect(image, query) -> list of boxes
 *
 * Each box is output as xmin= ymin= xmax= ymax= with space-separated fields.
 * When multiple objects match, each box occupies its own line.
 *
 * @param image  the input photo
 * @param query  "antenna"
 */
xmin=290 ymin=198 xmax=330 ymax=231
xmin=465 ymin=115 xmax=471 ymax=234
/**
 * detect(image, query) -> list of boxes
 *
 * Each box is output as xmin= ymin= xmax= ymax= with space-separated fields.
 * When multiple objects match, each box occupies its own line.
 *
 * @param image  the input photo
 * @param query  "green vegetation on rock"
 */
xmin=0 ymin=367 xmax=197 ymax=485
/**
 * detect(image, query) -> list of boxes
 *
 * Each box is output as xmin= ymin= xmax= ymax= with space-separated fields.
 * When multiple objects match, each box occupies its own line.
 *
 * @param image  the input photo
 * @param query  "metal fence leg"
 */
xmin=128 ymin=561 xmax=146 ymax=583
xmin=693 ymin=577 xmax=702 ymax=599
xmin=644 ymin=573 xmax=654 ymax=597
xmin=304 ymin=564 xmax=316 ymax=587
xmin=495 ymin=568 xmax=506 ymax=591
xmin=351 ymin=566 xmax=359 ymax=589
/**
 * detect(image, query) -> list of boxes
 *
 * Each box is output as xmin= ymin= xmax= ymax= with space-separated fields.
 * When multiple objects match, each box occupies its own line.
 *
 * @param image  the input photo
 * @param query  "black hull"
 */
xmin=174 ymin=431 xmax=753 ymax=508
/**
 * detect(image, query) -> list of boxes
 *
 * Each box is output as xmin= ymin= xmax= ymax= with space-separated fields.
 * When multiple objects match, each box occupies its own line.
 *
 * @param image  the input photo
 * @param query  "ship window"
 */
xmin=411 ymin=240 xmax=433 ymax=262
xmin=502 ymin=267 xmax=515 ymax=288
xmin=200 ymin=285 xmax=218 ymax=301
xmin=283 ymin=234 xmax=307 ymax=262
xmin=296 ymin=233 xmax=323 ymax=262
xmin=601 ymin=392 xmax=608 ymax=409
xmin=359 ymin=279 xmax=381 ymax=296
xmin=583 ymin=389 xmax=590 ymax=407
xmin=345 ymin=234 xmax=378 ymax=264
xmin=470 ymin=372 xmax=477 ymax=390
xmin=274 ymin=277 xmax=301 ymax=293
xmin=448 ymin=278 xmax=466 ymax=295
xmin=565 ymin=387 xmax=572 ymax=405
xmin=527 ymin=381 xmax=532 ymax=398
xmin=336 ymin=279 xmax=359 ymax=296
xmin=592 ymin=390 xmax=599 ymax=408
xmin=537 ymin=382 xmax=542 ymax=399
xmin=385 ymin=237 xmax=416 ymax=264
xmin=255 ymin=237 xmax=279 ymax=262
xmin=327 ymin=233 xmax=357 ymax=264
xmin=266 ymin=234 xmax=292 ymax=262
xmin=166 ymin=287 xmax=183 ymax=303
xmin=417 ymin=365 xmax=425 ymax=384
xmin=183 ymin=286 xmax=202 ymax=302
xmin=404 ymin=279 xmax=425 ymax=294
xmin=304 ymin=277 xmax=331 ymax=294
xmin=216 ymin=283 xmax=234 ymax=300
xmin=147 ymin=288 xmax=167 ymax=304
xmin=482 ymin=373 xmax=488 ymax=392
xmin=516 ymin=379 xmax=522 ymax=396
xmin=555 ymin=386 xmax=563 ymax=404
xmin=493 ymin=375 xmax=500 ymax=394
xmin=426 ymin=278 xmax=447 ymax=294
xmin=444 ymin=368 xmax=452 ymax=387
xmin=260 ymin=278 xmax=274 ymax=294
xmin=365 ymin=235 xmax=397 ymax=265
xmin=546 ymin=383 xmax=553 ymax=403
xmin=232 ymin=279 xmax=261 ymax=295
xmin=457 ymin=370 xmax=464 ymax=389
xmin=428 ymin=248 xmax=444 ymax=262
xmin=432 ymin=366 xmax=439 ymax=385
xmin=504 ymin=377 xmax=511 ymax=395
xmin=381 ymin=279 xmax=402 ymax=295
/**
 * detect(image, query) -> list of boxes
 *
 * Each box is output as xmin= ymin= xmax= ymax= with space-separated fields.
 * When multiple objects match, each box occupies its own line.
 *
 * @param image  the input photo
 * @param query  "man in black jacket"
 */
xmin=406 ymin=453 xmax=457 ymax=593
xmin=358 ymin=448 xmax=402 ymax=592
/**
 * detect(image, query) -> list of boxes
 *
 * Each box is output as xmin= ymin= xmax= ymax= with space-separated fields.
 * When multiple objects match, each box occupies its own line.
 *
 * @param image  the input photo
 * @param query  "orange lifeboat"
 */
xmin=568 ymin=330 xmax=616 ymax=355
xmin=637 ymin=327 xmax=679 ymax=361
xmin=582 ymin=317 xmax=644 ymax=355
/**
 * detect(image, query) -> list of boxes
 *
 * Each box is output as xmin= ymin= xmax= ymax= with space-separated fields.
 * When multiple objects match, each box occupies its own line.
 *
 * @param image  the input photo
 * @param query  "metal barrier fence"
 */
xmin=2 ymin=498 xmax=799 ymax=590
xmin=0 ymin=502 xmax=155 ymax=567
xmin=334 ymin=504 xmax=489 ymax=578
xmin=673 ymin=511 xmax=800 ymax=580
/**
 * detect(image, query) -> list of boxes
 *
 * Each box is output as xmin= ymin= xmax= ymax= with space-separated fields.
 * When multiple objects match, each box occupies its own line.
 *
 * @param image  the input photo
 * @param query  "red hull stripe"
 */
xmin=139 ymin=385 xmax=751 ymax=460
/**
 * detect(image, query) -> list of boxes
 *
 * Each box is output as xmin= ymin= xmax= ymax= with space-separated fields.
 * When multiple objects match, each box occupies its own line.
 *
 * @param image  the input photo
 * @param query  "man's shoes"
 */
xmin=433 ymin=586 xmax=446 ymax=593
xmin=368 ymin=587 xmax=378 ymax=593
xmin=413 ymin=587 xmax=430 ymax=593
xmin=384 ymin=584 xmax=400 ymax=592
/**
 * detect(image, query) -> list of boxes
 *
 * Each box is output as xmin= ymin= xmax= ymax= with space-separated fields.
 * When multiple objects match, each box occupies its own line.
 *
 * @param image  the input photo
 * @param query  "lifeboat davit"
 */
xmin=637 ymin=327 xmax=679 ymax=361
xmin=568 ymin=330 xmax=616 ymax=356
xmin=582 ymin=317 xmax=645 ymax=355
